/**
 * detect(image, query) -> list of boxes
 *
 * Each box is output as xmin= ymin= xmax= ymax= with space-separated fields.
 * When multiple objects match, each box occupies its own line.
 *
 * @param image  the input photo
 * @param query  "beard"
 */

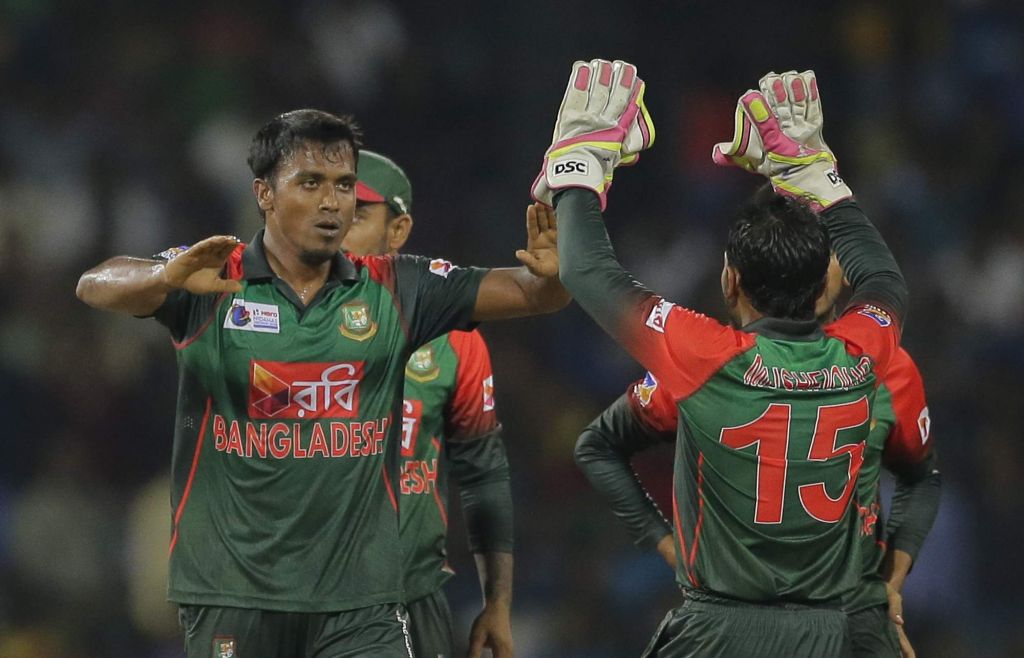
xmin=298 ymin=247 xmax=335 ymax=267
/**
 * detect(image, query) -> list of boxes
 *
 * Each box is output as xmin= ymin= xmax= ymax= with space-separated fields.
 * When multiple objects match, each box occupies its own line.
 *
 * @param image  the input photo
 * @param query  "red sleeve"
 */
xmin=880 ymin=348 xmax=933 ymax=469
xmin=626 ymin=371 xmax=679 ymax=434
xmin=824 ymin=303 xmax=901 ymax=379
xmin=621 ymin=296 xmax=757 ymax=401
xmin=445 ymin=330 xmax=500 ymax=441
xmin=225 ymin=243 xmax=246 ymax=279
xmin=348 ymin=253 xmax=396 ymax=290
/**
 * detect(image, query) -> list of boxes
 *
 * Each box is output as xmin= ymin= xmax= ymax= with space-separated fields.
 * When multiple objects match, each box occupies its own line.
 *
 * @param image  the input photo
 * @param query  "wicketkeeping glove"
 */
xmin=532 ymin=59 xmax=655 ymax=210
xmin=712 ymin=70 xmax=851 ymax=211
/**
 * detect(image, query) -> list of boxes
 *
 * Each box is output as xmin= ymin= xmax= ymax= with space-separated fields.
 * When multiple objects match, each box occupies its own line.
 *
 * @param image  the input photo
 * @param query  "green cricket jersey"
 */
xmin=150 ymin=231 xmax=485 ymax=612
xmin=630 ymin=315 xmax=897 ymax=602
xmin=627 ymin=343 xmax=933 ymax=607
xmin=842 ymin=347 xmax=933 ymax=612
xmin=557 ymin=190 xmax=907 ymax=604
xmin=399 ymin=329 xmax=500 ymax=601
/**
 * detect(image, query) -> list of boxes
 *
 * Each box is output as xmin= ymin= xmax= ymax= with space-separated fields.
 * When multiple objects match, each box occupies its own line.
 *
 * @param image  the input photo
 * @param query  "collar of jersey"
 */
xmin=742 ymin=316 xmax=824 ymax=342
xmin=239 ymin=229 xmax=358 ymax=284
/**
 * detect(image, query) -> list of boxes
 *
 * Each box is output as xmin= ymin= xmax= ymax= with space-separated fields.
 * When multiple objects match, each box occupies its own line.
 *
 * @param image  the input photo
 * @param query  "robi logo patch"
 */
xmin=401 ymin=399 xmax=423 ymax=457
xmin=553 ymin=160 xmax=589 ymax=176
xmin=249 ymin=360 xmax=363 ymax=419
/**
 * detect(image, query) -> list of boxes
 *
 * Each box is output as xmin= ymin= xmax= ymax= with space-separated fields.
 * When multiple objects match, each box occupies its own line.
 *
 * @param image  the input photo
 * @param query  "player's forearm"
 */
xmin=882 ymin=548 xmax=915 ymax=593
xmin=574 ymin=396 xmax=673 ymax=550
xmin=473 ymin=550 xmax=514 ymax=607
xmin=886 ymin=452 xmax=941 ymax=563
xmin=472 ymin=267 xmax=570 ymax=321
xmin=555 ymin=189 xmax=654 ymax=342
xmin=450 ymin=433 xmax=514 ymax=553
xmin=76 ymin=256 xmax=172 ymax=316
xmin=820 ymin=200 xmax=908 ymax=324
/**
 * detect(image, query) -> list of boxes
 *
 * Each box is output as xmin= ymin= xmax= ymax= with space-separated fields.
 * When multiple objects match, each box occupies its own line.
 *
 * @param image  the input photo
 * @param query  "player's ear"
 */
xmin=387 ymin=214 xmax=413 ymax=252
xmin=254 ymin=178 xmax=274 ymax=213
xmin=721 ymin=262 xmax=741 ymax=307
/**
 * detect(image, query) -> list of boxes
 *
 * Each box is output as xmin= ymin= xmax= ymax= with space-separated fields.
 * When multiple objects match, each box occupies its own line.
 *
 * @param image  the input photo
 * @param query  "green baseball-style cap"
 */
xmin=355 ymin=150 xmax=412 ymax=216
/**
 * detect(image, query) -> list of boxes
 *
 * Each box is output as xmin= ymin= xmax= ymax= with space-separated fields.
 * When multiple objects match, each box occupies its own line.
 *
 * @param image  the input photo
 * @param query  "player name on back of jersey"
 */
xmin=742 ymin=353 xmax=874 ymax=391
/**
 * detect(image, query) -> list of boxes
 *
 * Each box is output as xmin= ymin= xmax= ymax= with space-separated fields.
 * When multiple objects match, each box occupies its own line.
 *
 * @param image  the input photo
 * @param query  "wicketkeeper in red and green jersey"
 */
xmin=576 ymin=245 xmax=941 ymax=658
xmin=76 ymin=109 xmax=567 ymax=657
xmin=532 ymin=60 xmax=909 ymax=656
xmin=342 ymin=150 xmax=514 ymax=658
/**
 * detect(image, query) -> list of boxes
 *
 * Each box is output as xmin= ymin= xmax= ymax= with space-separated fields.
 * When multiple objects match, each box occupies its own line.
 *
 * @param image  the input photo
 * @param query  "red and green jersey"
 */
xmin=399 ymin=329 xmax=499 ymax=601
xmin=150 ymin=231 xmax=485 ymax=612
xmin=622 ymin=297 xmax=900 ymax=603
xmin=629 ymin=344 xmax=932 ymax=609
xmin=844 ymin=347 xmax=932 ymax=612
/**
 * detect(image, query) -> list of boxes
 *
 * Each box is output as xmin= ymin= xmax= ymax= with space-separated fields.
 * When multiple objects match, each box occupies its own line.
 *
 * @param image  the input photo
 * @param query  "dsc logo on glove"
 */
xmin=553 ymin=160 xmax=589 ymax=176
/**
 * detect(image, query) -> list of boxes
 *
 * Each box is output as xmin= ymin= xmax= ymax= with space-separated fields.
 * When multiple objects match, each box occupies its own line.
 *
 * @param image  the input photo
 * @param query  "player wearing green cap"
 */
xmin=76 ymin=109 xmax=565 ymax=657
xmin=343 ymin=150 xmax=514 ymax=658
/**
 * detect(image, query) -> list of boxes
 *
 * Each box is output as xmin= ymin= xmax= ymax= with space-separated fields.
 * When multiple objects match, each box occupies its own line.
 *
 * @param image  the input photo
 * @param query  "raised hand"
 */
xmin=712 ymin=70 xmax=851 ymax=211
xmin=532 ymin=59 xmax=654 ymax=210
xmin=759 ymin=70 xmax=828 ymax=151
xmin=515 ymin=203 xmax=559 ymax=279
xmin=162 ymin=235 xmax=244 ymax=295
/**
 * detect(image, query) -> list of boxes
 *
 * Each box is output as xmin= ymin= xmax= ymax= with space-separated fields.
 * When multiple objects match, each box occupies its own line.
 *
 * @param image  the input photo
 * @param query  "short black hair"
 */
xmin=247 ymin=109 xmax=362 ymax=182
xmin=726 ymin=192 xmax=831 ymax=320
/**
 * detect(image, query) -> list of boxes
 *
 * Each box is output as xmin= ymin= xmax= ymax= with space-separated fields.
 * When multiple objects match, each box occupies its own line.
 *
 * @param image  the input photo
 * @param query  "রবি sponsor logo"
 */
xmin=249 ymin=360 xmax=363 ymax=419
xmin=401 ymin=399 xmax=423 ymax=457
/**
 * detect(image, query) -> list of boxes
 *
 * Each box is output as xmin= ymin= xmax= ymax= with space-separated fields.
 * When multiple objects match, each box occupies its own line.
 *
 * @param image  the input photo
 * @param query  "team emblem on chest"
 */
xmin=339 ymin=301 xmax=378 ymax=341
xmin=213 ymin=637 xmax=235 ymax=658
xmin=406 ymin=345 xmax=440 ymax=382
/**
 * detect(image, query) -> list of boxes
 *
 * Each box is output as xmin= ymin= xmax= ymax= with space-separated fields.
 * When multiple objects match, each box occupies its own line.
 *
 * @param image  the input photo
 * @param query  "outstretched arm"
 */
xmin=76 ymin=236 xmax=242 ymax=316
xmin=472 ymin=204 xmax=570 ymax=321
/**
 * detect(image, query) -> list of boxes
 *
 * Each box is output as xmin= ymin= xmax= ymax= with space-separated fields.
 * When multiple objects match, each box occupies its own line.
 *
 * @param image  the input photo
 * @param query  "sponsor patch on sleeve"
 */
xmin=645 ymin=298 xmax=675 ymax=333
xmin=634 ymin=371 xmax=659 ymax=407
xmin=428 ymin=258 xmax=455 ymax=278
xmin=482 ymin=375 xmax=495 ymax=411
xmin=857 ymin=305 xmax=892 ymax=327
xmin=918 ymin=406 xmax=931 ymax=445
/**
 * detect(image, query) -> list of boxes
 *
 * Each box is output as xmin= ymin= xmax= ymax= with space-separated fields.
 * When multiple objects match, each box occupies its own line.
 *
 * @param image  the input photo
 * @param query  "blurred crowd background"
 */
xmin=1 ymin=0 xmax=1022 ymax=656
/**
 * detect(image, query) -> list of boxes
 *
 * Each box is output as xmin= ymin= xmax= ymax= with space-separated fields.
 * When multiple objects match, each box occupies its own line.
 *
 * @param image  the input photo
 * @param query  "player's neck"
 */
xmin=733 ymin=297 xmax=763 ymax=328
xmin=262 ymin=236 xmax=331 ymax=303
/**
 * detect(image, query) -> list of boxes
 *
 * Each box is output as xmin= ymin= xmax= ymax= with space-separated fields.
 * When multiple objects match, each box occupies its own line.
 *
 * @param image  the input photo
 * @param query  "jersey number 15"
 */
xmin=720 ymin=397 xmax=869 ymax=525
